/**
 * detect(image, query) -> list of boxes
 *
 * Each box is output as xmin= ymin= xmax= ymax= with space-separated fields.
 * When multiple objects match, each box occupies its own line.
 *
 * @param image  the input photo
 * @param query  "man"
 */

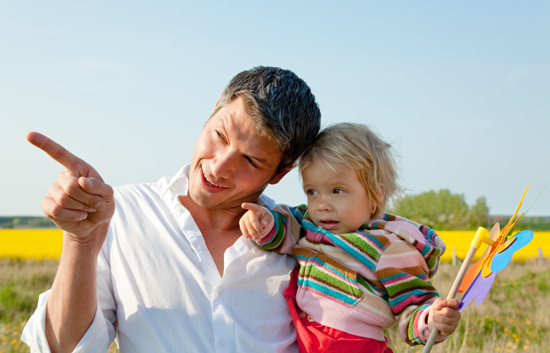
xmin=22 ymin=66 xmax=321 ymax=352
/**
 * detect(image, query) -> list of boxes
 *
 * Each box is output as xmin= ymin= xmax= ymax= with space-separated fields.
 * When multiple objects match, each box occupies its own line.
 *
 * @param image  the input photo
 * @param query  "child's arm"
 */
xmin=376 ymin=241 xmax=460 ymax=346
xmin=239 ymin=203 xmax=303 ymax=254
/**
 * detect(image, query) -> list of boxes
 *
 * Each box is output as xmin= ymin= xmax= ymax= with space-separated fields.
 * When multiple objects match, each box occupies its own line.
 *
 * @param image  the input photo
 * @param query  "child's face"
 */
xmin=302 ymin=162 xmax=375 ymax=234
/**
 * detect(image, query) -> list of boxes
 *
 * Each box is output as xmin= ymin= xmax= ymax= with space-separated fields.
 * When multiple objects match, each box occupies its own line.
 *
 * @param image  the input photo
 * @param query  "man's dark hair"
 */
xmin=213 ymin=66 xmax=321 ymax=170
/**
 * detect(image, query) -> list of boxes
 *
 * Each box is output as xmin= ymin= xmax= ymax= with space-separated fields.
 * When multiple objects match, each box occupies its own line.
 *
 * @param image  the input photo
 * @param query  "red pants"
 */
xmin=284 ymin=269 xmax=393 ymax=353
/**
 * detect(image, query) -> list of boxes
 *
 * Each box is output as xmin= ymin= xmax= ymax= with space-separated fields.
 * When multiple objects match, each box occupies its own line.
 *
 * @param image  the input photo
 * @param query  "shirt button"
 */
xmin=217 ymin=287 xmax=224 ymax=294
xmin=220 ymin=338 xmax=227 ymax=346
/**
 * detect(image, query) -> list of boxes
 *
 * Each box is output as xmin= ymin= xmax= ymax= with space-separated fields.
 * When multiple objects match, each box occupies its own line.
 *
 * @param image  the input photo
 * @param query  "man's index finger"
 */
xmin=26 ymin=131 xmax=90 ymax=177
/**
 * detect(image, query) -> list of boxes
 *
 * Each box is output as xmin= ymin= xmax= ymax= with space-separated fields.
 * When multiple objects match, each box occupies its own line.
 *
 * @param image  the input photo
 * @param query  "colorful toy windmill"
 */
xmin=422 ymin=184 xmax=545 ymax=353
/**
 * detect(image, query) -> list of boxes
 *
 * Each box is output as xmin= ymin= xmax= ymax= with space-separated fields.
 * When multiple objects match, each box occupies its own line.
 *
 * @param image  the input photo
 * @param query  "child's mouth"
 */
xmin=320 ymin=220 xmax=340 ymax=230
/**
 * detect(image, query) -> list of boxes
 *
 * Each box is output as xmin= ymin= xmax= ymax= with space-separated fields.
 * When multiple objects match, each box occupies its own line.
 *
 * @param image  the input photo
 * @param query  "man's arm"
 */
xmin=27 ymin=132 xmax=115 ymax=353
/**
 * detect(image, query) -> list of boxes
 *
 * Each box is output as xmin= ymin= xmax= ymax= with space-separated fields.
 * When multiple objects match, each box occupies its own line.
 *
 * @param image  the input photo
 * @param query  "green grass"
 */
xmin=0 ymin=259 xmax=58 ymax=353
xmin=386 ymin=260 xmax=550 ymax=353
xmin=1 ymin=258 xmax=549 ymax=353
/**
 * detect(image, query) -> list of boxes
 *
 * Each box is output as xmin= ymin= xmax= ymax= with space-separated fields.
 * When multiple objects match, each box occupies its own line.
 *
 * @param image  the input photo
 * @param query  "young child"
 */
xmin=239 ymin=123 xmax=461 ymax=352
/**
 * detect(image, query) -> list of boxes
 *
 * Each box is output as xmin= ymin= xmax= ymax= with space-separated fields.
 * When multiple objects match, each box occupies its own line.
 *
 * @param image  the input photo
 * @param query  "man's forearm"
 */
xmin=45 ymin=231 xmax=104 ymax=353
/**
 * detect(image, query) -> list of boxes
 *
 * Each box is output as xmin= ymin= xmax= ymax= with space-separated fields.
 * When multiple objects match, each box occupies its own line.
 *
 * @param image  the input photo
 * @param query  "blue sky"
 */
xmin=1 ymin=1 xmax=549 ymax=216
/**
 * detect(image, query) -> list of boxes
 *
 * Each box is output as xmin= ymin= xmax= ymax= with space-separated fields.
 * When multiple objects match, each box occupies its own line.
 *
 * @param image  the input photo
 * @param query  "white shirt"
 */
xmin=22 ymin=165 xmax=298 ymax=353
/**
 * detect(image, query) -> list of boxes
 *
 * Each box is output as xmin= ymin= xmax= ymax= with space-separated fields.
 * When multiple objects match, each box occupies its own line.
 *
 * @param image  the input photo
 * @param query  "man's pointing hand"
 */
xmin=27 ymin=132 xmax=115 ymax=245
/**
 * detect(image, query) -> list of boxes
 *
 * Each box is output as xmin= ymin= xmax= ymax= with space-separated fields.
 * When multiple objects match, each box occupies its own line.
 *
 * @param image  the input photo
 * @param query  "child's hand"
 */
xmin=427 ymin=298 xmax=461 ymax=337
xmin=239 ymin=203 xmax=274 ymax=243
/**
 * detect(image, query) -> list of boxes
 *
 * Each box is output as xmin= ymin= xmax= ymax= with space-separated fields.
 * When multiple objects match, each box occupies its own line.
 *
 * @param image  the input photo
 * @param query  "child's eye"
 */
xmin=333 ymin=188 xmax=344 ymax=194
xmin=306 ymin=189 xmax=317 ymax=196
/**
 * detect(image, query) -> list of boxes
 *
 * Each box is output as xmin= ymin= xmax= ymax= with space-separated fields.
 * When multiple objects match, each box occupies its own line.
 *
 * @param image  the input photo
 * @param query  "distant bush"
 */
xmin=0 ymin=217 xmax=55 ymax=229
xmin=389 ymin=189 xmax=489 ymax=230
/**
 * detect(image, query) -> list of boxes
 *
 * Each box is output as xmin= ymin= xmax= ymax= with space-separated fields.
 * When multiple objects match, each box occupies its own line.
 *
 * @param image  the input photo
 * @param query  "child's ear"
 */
xmin=269 ymin=164 xmax=293 ymax=185
xmin=378 ymin=183 xmax=386 ymax=200
xmin=372 ymin=184 xmax=387 ymax=218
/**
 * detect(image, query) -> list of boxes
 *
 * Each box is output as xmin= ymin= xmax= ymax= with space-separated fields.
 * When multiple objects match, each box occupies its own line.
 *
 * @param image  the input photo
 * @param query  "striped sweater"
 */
xmin=256 ymin=204 xmax=447 ymax=346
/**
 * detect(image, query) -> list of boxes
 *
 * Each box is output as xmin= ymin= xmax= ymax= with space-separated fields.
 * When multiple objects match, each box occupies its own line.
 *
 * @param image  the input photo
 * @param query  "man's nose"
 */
xmin=211 ymin=149 xmax=238 ymax=179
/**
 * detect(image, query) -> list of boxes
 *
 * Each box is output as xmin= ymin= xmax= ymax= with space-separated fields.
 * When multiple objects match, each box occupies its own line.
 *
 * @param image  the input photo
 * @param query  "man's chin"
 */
xmin=189 ymin=189 xmax=263 ymax=211
xmin=189 ymin=189 xmax=236 ymax=210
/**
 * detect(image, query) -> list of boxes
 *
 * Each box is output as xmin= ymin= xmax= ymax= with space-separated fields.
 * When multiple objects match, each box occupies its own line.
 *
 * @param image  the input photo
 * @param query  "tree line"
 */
xmin=389 ymin=189 xmax=550 ymax=231
xmin=1 ymin=190 xmax=549 ymax=231
xmin=0 ymin=217 xmax=56 ymax=229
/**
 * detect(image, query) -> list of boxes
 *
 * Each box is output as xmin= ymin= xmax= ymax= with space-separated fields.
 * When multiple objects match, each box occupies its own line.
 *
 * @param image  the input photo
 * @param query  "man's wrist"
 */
xmin=62 ymin=225 xmax=109 ymax=256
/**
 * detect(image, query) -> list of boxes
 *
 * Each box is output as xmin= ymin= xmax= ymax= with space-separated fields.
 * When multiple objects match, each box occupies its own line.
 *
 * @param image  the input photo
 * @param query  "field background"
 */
xmin=1 ymin=229 xmax=549 ymax=352
xmin=2 ymin=229 xmax=548 ymax=261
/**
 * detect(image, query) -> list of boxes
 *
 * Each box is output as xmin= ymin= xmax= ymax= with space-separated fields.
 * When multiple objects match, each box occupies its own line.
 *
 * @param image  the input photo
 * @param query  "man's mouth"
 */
xmin=202 ymin=169 xmax=226 ymax=189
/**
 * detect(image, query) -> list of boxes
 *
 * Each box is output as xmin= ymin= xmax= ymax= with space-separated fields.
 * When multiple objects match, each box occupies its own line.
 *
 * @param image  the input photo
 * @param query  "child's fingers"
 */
xmin=436 ymin=306 xmax=461 ymax=321
xmin=242 ymin=203 xmax=271 ymax=229
xmin=241 ymin=202 xmax=264 ymax=214
xmin=432 ymin=298 xmax=460 ymax=313
xmin=445 ymin=299 xmax=460 ymax=310
xmin=249 ymin=213 xmax=266 ymax=234
xmin=432 ymin=298 xmax=459 ymax=310
xmin=242 ymin=212 xmax=264 ymax=241
xmin=239 ymin=216 xmax=252 ymax=240
xmin=431 ymin=298 xmax=445 ymax=310
xmin=434 ymin=321 xmax=456 ymax=336
xmin=433 ymin=313 xmax=460 ymax=336
xmin=432 ymin=300 xmax=461 ymax=336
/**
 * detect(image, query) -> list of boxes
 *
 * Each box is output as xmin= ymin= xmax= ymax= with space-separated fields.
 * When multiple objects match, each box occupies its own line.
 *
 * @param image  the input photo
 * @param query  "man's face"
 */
xmin=188 ymin=97 xmax=287 ymax=211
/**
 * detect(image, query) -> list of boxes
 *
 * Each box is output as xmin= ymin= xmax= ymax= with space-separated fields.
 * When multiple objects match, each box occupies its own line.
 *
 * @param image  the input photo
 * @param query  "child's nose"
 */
xmin=317 ymin=196 xmax=332 ymax=211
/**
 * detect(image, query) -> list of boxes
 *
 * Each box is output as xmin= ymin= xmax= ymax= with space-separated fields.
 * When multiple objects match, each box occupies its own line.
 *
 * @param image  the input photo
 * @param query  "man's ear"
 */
xmin=209 ymin=98 xmax=220 ymax=117
xmin=268 ymin=164 xmax=293 ymax=185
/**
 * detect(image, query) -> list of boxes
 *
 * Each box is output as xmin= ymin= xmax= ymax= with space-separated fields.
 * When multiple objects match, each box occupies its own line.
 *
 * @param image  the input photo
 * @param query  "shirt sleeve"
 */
xmin=375 ymin=240 xmax=447 ymax=346
xmin=21 ymin=231 xmax=117 ymax=352
xmin=254 ymin=204 xmax=304 ymax=255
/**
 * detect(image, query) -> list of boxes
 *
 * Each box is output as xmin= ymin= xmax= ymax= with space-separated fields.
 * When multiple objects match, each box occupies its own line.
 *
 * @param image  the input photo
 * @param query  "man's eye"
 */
xmin=215 ymin=130 xmax=226 ymax=142
xmin=246 ymin=156 xmax=258 ymax=168
xmin=333 ymin=188 xmax=344 ymax=194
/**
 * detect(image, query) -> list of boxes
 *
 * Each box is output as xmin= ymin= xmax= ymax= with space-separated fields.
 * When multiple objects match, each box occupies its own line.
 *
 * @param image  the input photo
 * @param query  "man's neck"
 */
xmin=179 ymin=194 xmax=244 ymax=231
xmin=179 ymin=194 xmax=245 ymax=276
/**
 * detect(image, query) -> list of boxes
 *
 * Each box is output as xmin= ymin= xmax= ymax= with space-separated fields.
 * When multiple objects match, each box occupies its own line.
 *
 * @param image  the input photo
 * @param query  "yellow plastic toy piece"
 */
xmin=470 ymin=227 xmax=494 ymax=249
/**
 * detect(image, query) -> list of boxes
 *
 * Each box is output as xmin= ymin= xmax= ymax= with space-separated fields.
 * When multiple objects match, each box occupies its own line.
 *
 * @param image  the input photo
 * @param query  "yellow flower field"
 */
xmin=438 ymin=230 xmax=549 ymax=262
xmin=0 ymin=229 xmax=62 ymax=259
xmin=0 ymin=229 xmax=548 ymax=261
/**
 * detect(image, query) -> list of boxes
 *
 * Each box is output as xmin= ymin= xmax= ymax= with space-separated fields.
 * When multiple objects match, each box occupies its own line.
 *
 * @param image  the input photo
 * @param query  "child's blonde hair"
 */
xmin=298 ymin=122 xmax=403 ymax=220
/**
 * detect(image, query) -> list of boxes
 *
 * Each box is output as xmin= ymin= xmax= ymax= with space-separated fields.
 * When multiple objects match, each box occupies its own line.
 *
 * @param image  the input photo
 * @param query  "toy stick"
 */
xmin=422 ymin=227 xmax=494 ymax=353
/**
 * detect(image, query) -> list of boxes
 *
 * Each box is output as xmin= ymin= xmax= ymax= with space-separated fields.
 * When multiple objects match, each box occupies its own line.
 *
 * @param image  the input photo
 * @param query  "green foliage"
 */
xmin=389 ymin=189 xmax=489 ymax=230
xmin=516 ymin=216 xmax=550 ymax=231
xmin=0 ymin=216 xmax=55 ymax=229
xmin=468 ymin=196 xmax=489 ymax=229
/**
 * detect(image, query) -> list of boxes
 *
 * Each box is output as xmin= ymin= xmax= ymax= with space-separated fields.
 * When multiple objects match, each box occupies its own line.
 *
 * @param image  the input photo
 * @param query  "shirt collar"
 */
xmin=161 ymin=164 xmax=191 ymax=204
